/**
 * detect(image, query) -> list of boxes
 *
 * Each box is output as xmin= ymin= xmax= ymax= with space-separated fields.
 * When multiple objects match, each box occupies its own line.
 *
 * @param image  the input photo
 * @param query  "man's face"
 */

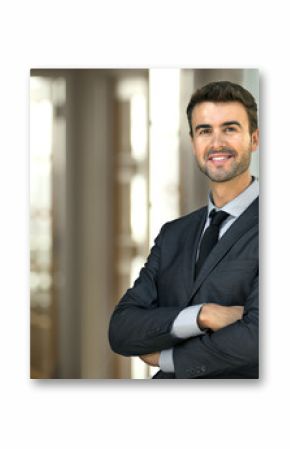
xmin=191 ymin=101 xmax=259 ymax=183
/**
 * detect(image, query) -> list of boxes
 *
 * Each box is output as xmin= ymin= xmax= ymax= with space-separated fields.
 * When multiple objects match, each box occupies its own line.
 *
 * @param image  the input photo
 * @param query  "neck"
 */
xmin=210 ymin=171 xmax=252 ymax=208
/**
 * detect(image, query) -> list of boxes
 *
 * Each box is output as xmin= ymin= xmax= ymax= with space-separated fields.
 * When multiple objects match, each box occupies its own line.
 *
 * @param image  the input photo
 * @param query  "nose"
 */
xmin=209 ymin=130 xmax=226 ymax=150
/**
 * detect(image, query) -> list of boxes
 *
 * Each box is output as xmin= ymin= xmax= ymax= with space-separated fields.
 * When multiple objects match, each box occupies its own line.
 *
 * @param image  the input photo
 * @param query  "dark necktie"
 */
xmin=195 ymin=209 xmax=229 ymax=277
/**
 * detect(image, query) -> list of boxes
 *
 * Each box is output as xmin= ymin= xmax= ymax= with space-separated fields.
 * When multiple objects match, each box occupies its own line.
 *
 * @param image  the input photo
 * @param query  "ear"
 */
xmin=251 ymin=128 xmax=259 ymax=152
xmin=191 ymin=134 xmax=196 ymax=156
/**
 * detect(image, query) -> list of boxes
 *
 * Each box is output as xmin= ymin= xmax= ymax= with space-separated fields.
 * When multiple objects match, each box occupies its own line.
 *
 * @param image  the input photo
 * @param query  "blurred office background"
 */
xmin=30 ymin=68 xmax=259 ymax=379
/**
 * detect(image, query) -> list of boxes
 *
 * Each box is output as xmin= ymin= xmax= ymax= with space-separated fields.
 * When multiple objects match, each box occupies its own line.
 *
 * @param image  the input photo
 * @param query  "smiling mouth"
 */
xmin=207 ymin=153 xmax=234 ymax=167
xmin=208 ymin=153 xmax=234 ymax=162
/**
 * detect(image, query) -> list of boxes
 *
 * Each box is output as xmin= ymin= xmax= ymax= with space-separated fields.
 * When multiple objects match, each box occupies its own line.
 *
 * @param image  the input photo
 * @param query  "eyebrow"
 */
xmin=222 ymin=120 xmax=242 ymax=128
xmin=194 ymin=120 xmax=242 ymax=133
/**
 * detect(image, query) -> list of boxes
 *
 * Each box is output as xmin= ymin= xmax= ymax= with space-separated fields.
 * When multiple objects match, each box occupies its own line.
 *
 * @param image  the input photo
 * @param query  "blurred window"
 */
xmin=30 ymin=76 xmax=66 ymax=378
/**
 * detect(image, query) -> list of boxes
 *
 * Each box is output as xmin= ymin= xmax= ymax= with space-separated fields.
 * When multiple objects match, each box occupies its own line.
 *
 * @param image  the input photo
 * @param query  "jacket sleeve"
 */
xmin=108 ymin=224 xmax=184 ymax=356
xmin=173 ymin=274 xmax=259 ymax=378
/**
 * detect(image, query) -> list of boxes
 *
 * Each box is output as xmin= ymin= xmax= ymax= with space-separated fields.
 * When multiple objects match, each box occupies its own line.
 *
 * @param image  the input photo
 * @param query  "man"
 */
xmin=109 ymin=80 xmax=259 ymax=379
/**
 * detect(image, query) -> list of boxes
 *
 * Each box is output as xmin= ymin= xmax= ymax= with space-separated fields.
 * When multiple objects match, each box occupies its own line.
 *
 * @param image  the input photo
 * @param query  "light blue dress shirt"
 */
xmin=159 ymin=177 xmax=259 ymax=373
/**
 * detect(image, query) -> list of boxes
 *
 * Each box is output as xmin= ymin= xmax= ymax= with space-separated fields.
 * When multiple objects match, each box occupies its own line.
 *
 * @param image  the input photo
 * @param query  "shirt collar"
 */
xmin=208 ymin=176 xmax=259 ymax=219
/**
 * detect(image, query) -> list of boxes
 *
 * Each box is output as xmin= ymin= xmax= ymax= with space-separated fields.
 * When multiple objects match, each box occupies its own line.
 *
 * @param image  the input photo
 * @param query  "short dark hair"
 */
xmin=186 ymin=80 xmax=258 ymax=137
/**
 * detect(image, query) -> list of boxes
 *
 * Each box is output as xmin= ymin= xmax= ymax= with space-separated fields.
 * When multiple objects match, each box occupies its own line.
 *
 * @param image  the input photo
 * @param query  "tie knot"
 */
xmin=209 ymin=209 xmax=229 ymax=226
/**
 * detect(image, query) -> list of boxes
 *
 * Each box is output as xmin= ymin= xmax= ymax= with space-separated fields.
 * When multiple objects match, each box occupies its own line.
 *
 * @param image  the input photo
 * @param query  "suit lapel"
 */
xmin=188 ymin=197 xmax=259 ymax=303
xmin=182 ymin=207 xmax=207 ymax=298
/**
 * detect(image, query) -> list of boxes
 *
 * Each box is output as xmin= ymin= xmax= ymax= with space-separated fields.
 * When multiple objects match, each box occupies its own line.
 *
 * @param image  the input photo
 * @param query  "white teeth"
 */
xmin=212 ymin=156 xmax=227 ymax=161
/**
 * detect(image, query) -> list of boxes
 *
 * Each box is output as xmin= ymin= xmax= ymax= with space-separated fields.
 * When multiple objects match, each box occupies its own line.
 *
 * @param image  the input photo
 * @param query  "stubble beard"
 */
xmin=196 ymin=146 xmax=252 ymax=183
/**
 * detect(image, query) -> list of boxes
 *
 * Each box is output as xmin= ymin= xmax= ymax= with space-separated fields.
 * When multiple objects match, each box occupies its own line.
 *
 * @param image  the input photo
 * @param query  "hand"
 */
xmin=139 ymin=352 xmax=160 ymax=367
xmin=198 ymin=304 xmax=244 ymax=332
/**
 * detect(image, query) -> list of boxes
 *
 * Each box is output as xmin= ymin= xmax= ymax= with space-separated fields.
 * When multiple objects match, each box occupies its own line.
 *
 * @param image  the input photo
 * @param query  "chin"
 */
xmin=206 ymin=170 xmax=235 ymax=183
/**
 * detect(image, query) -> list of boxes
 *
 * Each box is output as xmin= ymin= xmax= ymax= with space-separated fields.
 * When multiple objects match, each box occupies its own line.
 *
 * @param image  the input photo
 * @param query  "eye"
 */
xmin=224 ymin=126 xmax=237 ymax=133
xmin=199 ymin=128 xmax=211 ymax=135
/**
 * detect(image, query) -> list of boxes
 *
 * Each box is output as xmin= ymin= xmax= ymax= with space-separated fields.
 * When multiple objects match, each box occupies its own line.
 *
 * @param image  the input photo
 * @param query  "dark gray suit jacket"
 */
xmin=109 ymin=198 xmax=259 ymax=379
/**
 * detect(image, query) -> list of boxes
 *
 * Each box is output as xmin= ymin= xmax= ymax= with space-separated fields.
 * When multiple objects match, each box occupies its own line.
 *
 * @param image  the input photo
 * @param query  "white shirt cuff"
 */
xmin=159 ymin=348 xmax=175 ymax=373
xmin=171 ymin=304 xmax=206 ymax=339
